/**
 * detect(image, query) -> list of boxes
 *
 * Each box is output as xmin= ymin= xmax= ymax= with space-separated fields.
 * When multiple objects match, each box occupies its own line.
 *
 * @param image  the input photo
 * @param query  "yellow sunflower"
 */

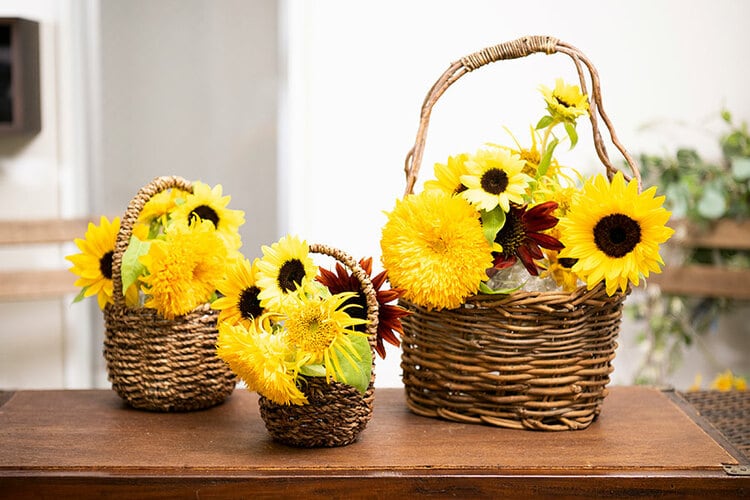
xmin=558 ymin=172 xmax=674 ymax=296
xmin=424 ymin=153 xmax=470 ymax=196
xmin=169 ymin=181 xmax=245 ymax=252
xmin=66 ymin=216 xmax=120 ymax=310
xmin=256 ymin=235 xmax=319 ymax=311
xmin=133 ymin=188 xmax=190 ymax=240
xmin=460 ymin=147 xmax=532 ymax=212
xmin=217 ymin=321 xmax=307 ymax=405
xmin=380 ymin=190 xmax=493 ymax=310
xmin=539 ymin=78 xmax=589 ymax=122
xmin=281 ymin=289 xmax=369 ymax=385
xmin=212 ymin=257 xmax=264 ymax=329
xmin=139 ymin=219 xmax=228 ymax=318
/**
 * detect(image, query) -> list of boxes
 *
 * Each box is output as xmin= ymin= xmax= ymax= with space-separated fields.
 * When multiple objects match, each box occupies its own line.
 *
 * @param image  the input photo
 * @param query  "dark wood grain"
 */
xmin=0 ymin=387 xmax=747 ymax=499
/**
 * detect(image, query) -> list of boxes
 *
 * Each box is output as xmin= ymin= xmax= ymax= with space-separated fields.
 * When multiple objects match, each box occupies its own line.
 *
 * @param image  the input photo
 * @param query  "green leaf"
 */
xmin=72 ymin=286 xmax=88 ymax=304
xmin=564 ymin=121 xmax=578 ymax=149
xmin=121 ymin=236 xmax=152 ymax=293
xmin=331 ymin=334 xmax=372 ymax=394
xmin=535 ymin=115 xmax=554 ymax=130
xmin=481 ymin=207 xmax=506 ymax=245
xmin=299 ymin=364 xmax=326 ymax=378
xmin=478 ymin=281 xmax=524 ymax=295
xmin=696 ymin=182 xmax=727 ymax=220
xmin=730 ymin=156 xmax=750 ymax=181
xmin=537 ymin=138 xmax=559 ymax=177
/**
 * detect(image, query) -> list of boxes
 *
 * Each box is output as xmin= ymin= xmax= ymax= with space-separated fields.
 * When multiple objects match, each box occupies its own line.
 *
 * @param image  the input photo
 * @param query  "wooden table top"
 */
xmin=0 ymin=386 xmax=747 ymax=499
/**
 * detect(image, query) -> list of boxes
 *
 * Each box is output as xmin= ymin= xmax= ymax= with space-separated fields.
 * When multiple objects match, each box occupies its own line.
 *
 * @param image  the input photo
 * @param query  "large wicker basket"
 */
xmin=258 ymin=243 xmax=380 ymax=447
xmin=399 ymin=35 xmax=638 ymax=431
xmin=104 ymin=176 xmax=236 ymax=412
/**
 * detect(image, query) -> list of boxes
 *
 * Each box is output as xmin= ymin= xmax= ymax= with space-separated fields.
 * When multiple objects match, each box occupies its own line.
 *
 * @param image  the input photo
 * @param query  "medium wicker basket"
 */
xmin=104 ymin=176 xmax=236 ymax=412
xmin=258 ymin=243 xmax=379 ymax=447
xmin=399 ymin=35 xmax=639 ymax=431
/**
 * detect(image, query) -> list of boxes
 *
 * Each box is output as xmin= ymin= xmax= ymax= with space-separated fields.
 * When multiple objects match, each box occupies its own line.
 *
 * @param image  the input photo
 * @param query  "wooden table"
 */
xmin=0 ymin=386 xmax=747 ymax=499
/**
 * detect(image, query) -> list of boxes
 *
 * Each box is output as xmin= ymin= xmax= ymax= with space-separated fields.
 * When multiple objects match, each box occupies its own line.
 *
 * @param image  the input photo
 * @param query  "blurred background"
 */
xmin=1 ymin=0 xmax=748 ymax=390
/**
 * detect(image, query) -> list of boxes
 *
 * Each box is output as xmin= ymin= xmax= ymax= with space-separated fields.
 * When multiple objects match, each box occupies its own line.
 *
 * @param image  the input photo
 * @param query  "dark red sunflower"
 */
xmin=492 ymin=200 xmax=565 ymax=276
xmin=316 ymin=256 xmax=410 ymax=359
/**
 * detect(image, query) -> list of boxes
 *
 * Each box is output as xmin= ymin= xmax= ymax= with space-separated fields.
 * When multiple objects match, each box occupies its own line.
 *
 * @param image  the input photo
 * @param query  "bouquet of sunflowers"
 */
xmin=213 ymin=236 xmax=407 ymax=447
xmin=381 ymin=35 xmax=675 ymax=431
xmin=66 ymin=176 xmax=244 ymax=411
xmin=381 ymin=78 xmax=675 ymax=309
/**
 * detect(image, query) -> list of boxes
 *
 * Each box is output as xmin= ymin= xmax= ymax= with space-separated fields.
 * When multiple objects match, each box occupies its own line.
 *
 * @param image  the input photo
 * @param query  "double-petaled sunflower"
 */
xmin=212 ymin=258 xmax=264 ymax=330
xmin=134 ymin=188 xmax=189 ymax=240
xmin=66 ymin=216 xmax=121 ymax=310
xmin=381 ymin=190 xmax=492 ymax=310
xmin=558 ymin=172 xmax=674 ymax=296
xmin=460 ymin=147 xmax=532 ymax=212
xmin=539 ymin=78 xmax=589 ymax=122
xmin=316 ymin=256 xmax=409 ymax=359
xmin=217 ymin=322 xmax=307 ymax=406
xmin=492 ymin=201 xmax=564 ymax=276
xmin=139 ymin=219 xmax=228 ymax=318
xmin=169 ymin=181 xmax=245 ymax=252
xmin=256 ymin=235 xmax=319 ymax=311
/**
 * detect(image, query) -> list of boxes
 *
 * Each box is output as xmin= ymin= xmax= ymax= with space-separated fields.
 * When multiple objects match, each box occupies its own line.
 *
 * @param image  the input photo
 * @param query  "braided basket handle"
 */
xmin=309 ymin=243 xmax=380 ymax=341
xmin=111 ymin=175 xmax=193 ymax=307
xmin=403 ymin=35 xmax=641 ymax=196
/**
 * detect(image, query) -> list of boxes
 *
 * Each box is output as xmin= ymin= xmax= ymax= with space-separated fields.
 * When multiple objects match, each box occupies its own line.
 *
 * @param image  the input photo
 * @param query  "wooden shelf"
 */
xmin=0 ymin=387 xmax=747 ymax=498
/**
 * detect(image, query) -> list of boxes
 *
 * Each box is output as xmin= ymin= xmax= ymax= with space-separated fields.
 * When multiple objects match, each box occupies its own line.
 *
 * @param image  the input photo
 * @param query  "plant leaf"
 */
xmin=535 ymin=115 xmax=554 ymax=130
xmin=299 ymin=363 xmax=326 ymax=378
xmin=564 ymin=121 xmax=578 ymax=149
xmin=121 ymin=236 xmax=151 ymax=294
xmin=730 ymin=156 xmax=750 ymax=181
xmin=478 ymin=281 xmax=524 ymax=295
xmin=696 ymin=182 xmax=727 ymax=219
xmin=481 ymin=207 xmax=506 ymax=245
xmin=72 ymin=286 xmax=88 ymax=304
xmin=331 ymin=334 xmax=372 ymax=394
xmin=537 ymin=138 xmax=559 ymax=177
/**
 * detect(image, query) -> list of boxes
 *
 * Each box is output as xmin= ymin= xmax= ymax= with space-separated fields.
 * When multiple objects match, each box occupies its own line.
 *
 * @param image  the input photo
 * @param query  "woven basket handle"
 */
xmin=111 ymin=175 xmax=193 ymax=307
xmin=403 ymin=35 xmax=641 ymax=196
xmin=309 ymin=243 xmax=379 ymax=341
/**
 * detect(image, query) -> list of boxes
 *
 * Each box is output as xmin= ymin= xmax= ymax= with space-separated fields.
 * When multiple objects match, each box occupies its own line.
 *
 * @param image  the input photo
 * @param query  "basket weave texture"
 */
xmin=257 ymin=243 xmax=379 ymax=447
xmin=104 ymin=176 xmax=235 ymax=412
xmin=398 ymin=35 xmax=638 ymax=430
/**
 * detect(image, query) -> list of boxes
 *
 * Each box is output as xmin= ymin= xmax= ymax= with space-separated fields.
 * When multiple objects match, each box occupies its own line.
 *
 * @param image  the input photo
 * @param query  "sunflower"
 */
xmin=460 ymin=147 xmax=532 ymax=212
xmin=492 ymin=201 xmax=564 ymax=276
xmin=424 ymin=153 xmax=470 ymax=196
xmin=256 ymin=235 xmax=319 ymax=311
xmin=133 ymin=188 xmax=190 ymax=240
xmin=539 ymin=78 xmax=589 ymax=123
xmin=539 ymin=252 xmax=581 ymax=292
xmin=317 ymin=256 xmax=410 ymax=359
xmin=139 ymin=219 xmax=228 ymax=318
xmin=169 ymin=181 xmax=245 ymax=251
xmin=558 ymin=172 xmax=674 ymax=296
xmin=281 ymin=289 xmax=369 ymax=384
xmin=381 ymin=190 xmax=492 ymax=310
xmin=212 ymin=258 xmax=264 ymax=330
xmin=66 ymin=216 xmax=121 ymax=310
xmin=217 ymin=321 xmax=307 ymax=406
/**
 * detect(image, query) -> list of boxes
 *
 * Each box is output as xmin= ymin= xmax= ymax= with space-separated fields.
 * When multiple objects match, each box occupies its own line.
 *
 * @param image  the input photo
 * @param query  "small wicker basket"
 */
xmin=258 ymin=243 xmax=379 ymax=447
xmin=104 ymin=176 xmax=236 ymax=412
xmin=398 ymin=35 xmax=638 ymax=431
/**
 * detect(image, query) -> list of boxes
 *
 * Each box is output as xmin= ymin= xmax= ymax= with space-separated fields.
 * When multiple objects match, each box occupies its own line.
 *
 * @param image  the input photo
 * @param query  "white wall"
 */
xmin=281 ymin=0 xmax=750 ymax=388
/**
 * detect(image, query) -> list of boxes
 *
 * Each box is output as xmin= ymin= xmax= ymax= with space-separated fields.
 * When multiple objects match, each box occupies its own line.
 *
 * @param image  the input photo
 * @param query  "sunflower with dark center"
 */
xmin=256 ymin=235 xmax=319 ymax=310
xmin=316 ymin=257 xmax=410 ymax=359
xmin=213 ymin=258 xmax=266 ymax=330
xmin=558 ymin=172 xmax=674 ymax=296
xmin=491 ymin=201 xmax=565 ymax=276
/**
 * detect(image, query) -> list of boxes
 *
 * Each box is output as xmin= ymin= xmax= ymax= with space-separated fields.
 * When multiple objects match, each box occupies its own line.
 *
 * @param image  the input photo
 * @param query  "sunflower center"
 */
xmin=99 ymin=250 xmax=114 ymax=280
xmin=238 ymin=286 xmax=263 ymax=319
xmin=480 ymin=168 xmax=509 ymax=195
xmin=593 ymin=213 xmax=641 ymax=258
xmin=555 ymin=95 xmax=573 ymax=108
xmin=278 ymin=259 xmax=306 ymax=292
xmin=189 ymin=205 xmax=220 ymax=227
xmin=558 ymin=257 xmax=578 ymax=269
xmin=494 ymin=210 xmax=526 ymax=254
xmin=286 ymin=309 xmax=336 ymax=353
